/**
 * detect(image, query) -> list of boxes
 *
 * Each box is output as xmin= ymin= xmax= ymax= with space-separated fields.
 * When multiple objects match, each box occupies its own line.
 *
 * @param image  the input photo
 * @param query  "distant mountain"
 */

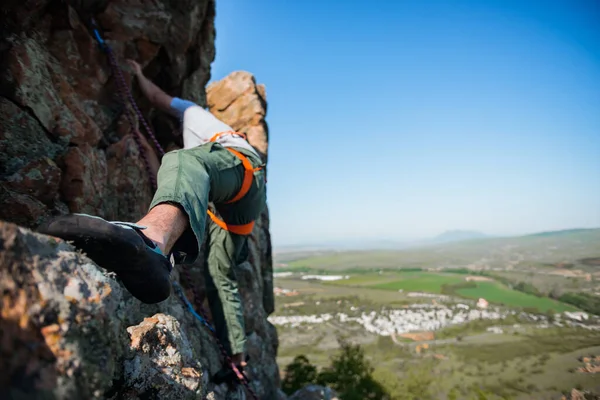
xmin=275 ymin=228 xmax=600 ymax=271
xmin=273 ymin=228 xmax=600 ymax=255
xmin=524 ymin=228 xmax=598 ymax=238
xmin=273 ymin=232 xmax=490 ymax=255
xmin=431 ymin=230 xmax=489 ymax=244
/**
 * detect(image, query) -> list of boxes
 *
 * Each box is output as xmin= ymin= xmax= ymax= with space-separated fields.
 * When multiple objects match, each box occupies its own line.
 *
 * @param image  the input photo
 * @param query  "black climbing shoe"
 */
xmin=38 ymin=213 xmax=172 ymax=304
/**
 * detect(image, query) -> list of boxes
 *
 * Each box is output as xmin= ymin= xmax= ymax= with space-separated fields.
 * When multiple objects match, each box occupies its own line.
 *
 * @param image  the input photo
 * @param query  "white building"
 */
xmin=564 ymin=311 xmax=589 ymax=322
xmin=301 ymin=275 xmax=349 ymax=281
xmin=477 ymin=298 xmax=489 ymax=309
xmin=274 ymin=272 xmax=294 ymax=278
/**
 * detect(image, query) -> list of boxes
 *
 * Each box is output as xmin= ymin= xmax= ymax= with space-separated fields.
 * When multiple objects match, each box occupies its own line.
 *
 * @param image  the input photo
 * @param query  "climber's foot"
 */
xmin=38 ymin=213 xmax=172 ymax=304
xmin=231 ymin=353 xmax=247 ymax=368
xmin=212 ymin=355 xmax=250 ymax=386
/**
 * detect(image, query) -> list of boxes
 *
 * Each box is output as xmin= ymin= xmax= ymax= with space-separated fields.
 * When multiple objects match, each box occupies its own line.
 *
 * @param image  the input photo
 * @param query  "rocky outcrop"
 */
xmin=0 ymin=0 xmax=216 ymax=226
xmin=1 ymin=221 xmax=238 ymax=399
xmin=0 ymin=0 xmax=292 ymax=399
xmin=208 ymin=72 xmax=269 ymax=163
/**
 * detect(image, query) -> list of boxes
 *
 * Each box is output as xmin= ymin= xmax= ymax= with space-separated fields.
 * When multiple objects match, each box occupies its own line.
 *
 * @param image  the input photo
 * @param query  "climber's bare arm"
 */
xmin=127 ymin=60 xmax=177 ymax=117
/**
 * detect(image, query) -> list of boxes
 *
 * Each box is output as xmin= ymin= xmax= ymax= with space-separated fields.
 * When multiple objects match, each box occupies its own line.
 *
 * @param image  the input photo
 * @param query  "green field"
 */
xmin=456 ymin=282 xmax=578 ymax=312
xmin=327 ymin=273 xmax=395 ymax=286
xmin=322 ymin=271 xmax=579 ymax=312
xmin=370 ymin=272 xmax=465 ymax=293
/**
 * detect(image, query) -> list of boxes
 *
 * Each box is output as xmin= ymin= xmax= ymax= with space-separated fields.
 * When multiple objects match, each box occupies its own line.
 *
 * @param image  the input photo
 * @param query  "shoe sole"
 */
xmin=38 ymin=214 xmax=172 ymax=304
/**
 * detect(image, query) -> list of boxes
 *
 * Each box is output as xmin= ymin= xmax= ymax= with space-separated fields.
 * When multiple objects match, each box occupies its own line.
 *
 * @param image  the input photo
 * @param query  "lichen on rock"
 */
xmin=0 ymin=221 xmax=125 ymax=399
xmin=120 ymin=314 xmax=203 ymax=399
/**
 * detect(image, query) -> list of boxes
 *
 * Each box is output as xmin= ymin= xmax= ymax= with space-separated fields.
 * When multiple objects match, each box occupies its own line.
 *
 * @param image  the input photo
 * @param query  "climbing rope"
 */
xmin=172 ymin=280 xmax=215 ymax=334
xmin=90 ymin=18 xmax=165 ymax=191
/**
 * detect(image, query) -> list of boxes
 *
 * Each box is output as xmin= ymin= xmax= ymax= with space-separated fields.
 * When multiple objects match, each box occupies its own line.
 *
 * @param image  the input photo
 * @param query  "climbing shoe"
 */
xmin=38 ymin=213 xmax=172 ymax=304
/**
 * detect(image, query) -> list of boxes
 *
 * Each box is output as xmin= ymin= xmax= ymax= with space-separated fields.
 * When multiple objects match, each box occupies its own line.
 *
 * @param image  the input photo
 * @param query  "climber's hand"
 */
xmin=125 ymin=59 xmax=174 ymax=114
xmin=127 ymin=59 xmax=143 ymax=76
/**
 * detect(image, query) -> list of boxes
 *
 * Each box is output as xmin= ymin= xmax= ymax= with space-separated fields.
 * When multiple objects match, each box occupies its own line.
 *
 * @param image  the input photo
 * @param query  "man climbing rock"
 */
xmin=38 ymin=59 xmax=267 ymax=371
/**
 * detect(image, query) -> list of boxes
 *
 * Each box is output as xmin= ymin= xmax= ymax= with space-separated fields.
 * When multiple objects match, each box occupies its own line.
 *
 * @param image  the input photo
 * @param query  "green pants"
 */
xmin=149 ymin=142 xmax=266 ymax=355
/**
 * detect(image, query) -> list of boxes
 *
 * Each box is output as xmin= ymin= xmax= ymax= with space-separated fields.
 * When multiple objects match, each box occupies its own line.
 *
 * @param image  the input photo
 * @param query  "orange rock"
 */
xmin=207 ymin=71 xmax=269 ymax=161
xmin=2 ymin=290 xmax=31 ymax=329
xmin=181 ymin=367 xmax=200 ymax=379
xmin=41 ymin=324 xmax=61 ymax=352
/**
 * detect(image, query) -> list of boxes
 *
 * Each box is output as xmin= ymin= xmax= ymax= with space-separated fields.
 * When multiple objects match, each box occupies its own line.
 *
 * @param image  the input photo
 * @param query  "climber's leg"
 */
xmin=35 ymin=144 xmax=241 ymax=305
xmin=147 ymin=142 xmax=264 ymax=360
xmin=136 ymin=203 xmax=189 ymax=254
xmin=144 ymin=147 xmax=211 ymax=261
xmin=147 ymin=143 xmax=245 ymax=263
xmin=203 ymin=219 xmax=248 ymax=358
xmin=150 ymin=143 xmax=266 ymax=365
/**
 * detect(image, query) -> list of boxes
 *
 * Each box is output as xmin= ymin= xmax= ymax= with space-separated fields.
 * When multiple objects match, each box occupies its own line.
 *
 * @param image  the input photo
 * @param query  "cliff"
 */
xmin=0 ymin=0 xmax=288 ymax=398
xmin=0 ymin=0 xmax=218 ymax=225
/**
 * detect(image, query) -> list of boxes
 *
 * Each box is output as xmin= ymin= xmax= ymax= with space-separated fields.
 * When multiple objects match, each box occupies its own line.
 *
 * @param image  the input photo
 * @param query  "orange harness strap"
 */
xmin=206 ymin=131 xmax=262 ymax=235
xmin=206 ymin=209 xmax=255 ymax=235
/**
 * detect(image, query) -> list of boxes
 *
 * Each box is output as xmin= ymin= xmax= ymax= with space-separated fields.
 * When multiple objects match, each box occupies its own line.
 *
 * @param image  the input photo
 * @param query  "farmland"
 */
xmin=273 ymin=276 xmax=600 ymax=399
xmin=273 ymin=228 xmax=600 ymax=399
xmin=455 ymin=281 xmax=576 ymax=312
xmin=320 ymin=270 xmax=579 ymax=312
xmin=370 ymin=272 xmax=464 ymax=293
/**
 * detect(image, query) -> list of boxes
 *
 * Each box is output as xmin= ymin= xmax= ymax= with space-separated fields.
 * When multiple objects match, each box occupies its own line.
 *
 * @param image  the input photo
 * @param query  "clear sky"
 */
xmin=208 ymin=0 xmax=600 ymax=248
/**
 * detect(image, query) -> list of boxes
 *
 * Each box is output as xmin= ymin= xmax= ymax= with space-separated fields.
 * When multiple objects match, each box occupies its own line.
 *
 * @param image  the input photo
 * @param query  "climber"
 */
xmin=38 ymin=59 xmax=266 ymax=373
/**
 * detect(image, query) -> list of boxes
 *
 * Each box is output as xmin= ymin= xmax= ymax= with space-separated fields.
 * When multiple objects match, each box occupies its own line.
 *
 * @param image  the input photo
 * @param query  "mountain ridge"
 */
xmin=274 ymin=227 xmax=600 ymax=253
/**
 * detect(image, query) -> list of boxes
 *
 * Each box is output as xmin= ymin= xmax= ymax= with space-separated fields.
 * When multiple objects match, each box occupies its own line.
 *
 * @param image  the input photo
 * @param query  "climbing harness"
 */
xmin=206 ymin=131 xmax=265 ymax=235
xmin=90 ymin=18 xmax=165 ymax=191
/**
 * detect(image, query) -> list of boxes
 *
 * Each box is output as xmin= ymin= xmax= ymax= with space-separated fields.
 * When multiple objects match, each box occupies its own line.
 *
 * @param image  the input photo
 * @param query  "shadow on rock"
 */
xmin=0 ymin=318 xmax=58 ymax=400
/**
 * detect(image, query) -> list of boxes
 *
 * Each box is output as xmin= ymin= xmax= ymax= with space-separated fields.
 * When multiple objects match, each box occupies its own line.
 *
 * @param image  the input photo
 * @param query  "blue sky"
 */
xmin=208 ymin=0 xmax=600 ymax=248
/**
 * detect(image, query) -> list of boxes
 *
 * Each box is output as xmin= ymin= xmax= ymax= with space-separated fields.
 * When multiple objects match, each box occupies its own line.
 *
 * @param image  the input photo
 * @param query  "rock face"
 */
xmin=0 ymin=0 xmax=216 ymax=225
xmin=0 ymin=0 xmax=291 ymax=399
xmin=1 ymin=221 xmax=237 ymax=399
